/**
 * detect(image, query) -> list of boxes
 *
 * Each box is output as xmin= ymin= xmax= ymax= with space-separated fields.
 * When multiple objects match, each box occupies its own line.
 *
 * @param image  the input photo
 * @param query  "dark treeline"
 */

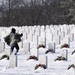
xmin=0 ymin=0 xmax=75 ymax=26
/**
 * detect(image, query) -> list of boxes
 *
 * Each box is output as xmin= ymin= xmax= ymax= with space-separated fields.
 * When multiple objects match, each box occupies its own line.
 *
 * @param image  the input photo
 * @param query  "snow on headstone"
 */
xmin=41 ymin=31 xmax=46 ymax=45
xmin=9 ymin=54 xmax=17 ymax=68
xmin=28 ymin=33 xmax=33 ymax=42
xmin=64 ymin=26 xmax=69 ymax=35
xmin=5 ymin=48 xmax=11 ymax=56
xmin=60 ymin=48 xmax=68 ymax=60
xmin=40 ymin=31 xmax=46 ymax=38
xmin=46 ymin=25 xmax=50 ymax=31
xmin=22 ymin=32 xmax=27 ymax=40
xmin=59 ymin=32 xmax=65 ymax=39
xmin=46 ymin=32 xmax=53 ymax=42
xmin=39 ymin=55 xmax=48 ymax=67
xmin=23 ymin=41 xmax=30 ymax=54
xmin=53 ymin=35 xmax=61 ymax=45
xmin=35 ymin=28 xmax=40 ymax=36
xmin=53 ymin=29 xmax=58 ymax=35
xmin=18 ymin=28 xmax=23 ymax=34
xmin=61 ymin=36 xmax=70 ymax=46
xmin=28 ymin=26 xmax=32 ymax=33
xmin=32 ymin=28 xmax=35 ymax=35
xmin=62 ymin=32 xmax=65 ymax=37
xmin=25 ymin=26 xmax=28 ymax=33
xmin=1 ymin=31 xmax=6 ymax=38
xmin=30 ymin=48 xmax=38 ymax=57
xmin=33 ymin=35 xmax=38 ymax=46
xmin=41 ymin=26 xmax=45 ymax=33
xmin=71 ymin=53 xmax=75 ymax=65
xmin=60 ymin=26 xmax=64 ymax=32
xmin=38 ymin=37 xmax=46 ymax=45
xmin=69 ymin=33 xmax=74 ymax=42
xmin=0 ymin=42 xmax=5 ymax=53
xmin=47 ymin=43 xmax=55 ymax=53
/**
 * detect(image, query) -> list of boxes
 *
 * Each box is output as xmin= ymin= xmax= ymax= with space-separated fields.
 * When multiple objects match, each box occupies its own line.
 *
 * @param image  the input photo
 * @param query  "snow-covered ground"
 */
xmin=0 ymin=25 xmax=75 ymax=75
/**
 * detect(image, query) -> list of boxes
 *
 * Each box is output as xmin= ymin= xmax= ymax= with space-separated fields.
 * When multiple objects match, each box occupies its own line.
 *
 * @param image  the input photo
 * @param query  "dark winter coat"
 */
xmin=4 ymin=32 xmax=22 ymax=46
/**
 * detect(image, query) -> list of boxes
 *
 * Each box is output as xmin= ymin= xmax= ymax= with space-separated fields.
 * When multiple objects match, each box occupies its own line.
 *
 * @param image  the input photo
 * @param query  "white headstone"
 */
xmin=64 ymin=27 xmax=69 ymax=35
xmin=53 ymin=35 xmax=61 ymax=45
xmin=59 ymin=32 xmax=65 ymax=39
xmin=41 ymin=26 xmax=45 ymax=33
xmin=23 ymin=32 xmax=27 ymax=40
xmin=40 ymin=32 xmax=46 ymax=39
xmin=30 ymin=49 xmax=38 ymax=57
xmin=23 ymin=42 xmax=30 ymax=54
xmin=9 ymin=54 xmax=17 ymax=68
xmin=46 ymin=25 xmax=50 ymax=31
xmin=39 ymin=55 xmax=47 ymax=67
xmin=46 ymin=33 xmax=53 ymax=42
xmin=1 ymin=31 xmax=6 ymax=38
xmin=61 ymin=36 xmax=70 ymax=45
xmin=62 ymin=32 xmax=65 ymax=37
xmin=0 ymin=42 xmax=5 ymax=53
xmin=38 ymin=37 xmax=46 ymax=45
xmin=69 ymin=33 xmax=74 ymax=42
xmin=71 ymin=54 xmax=75 ymax=65
xmin=35 ymin=28 xmax=40 ymax=36
xmin=33 ymin=35 xmax=38 ymax=46
xmin=28 ymin=33 xmax=33 ymax=42
xmin=60 ymin=49 xmax=68 ymax=60
xmin=53 ymin=29 xmax=58 ymax=35
xmin=5 ymin=48 xmax=11 ymax=56
xmin=47 ymin=43 xmax=55 ymax=53
xmin=18 ymin=28 xmax=23 ymax=34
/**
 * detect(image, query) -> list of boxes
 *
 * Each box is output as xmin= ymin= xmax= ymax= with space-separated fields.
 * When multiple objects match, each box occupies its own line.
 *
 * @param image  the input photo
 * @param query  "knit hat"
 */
xmin=11 ymin=28 xmax=16 ymax=33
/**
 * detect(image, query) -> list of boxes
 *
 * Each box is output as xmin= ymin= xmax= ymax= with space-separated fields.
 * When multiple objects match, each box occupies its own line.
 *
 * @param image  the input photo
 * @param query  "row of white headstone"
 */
xmin=0 ymin=25 xmax=75 ymax=68
xmin=0 ymin=25 xmax=75 ymax=47
xmin=8 ymin=47 xmax=69 ymax=68
xmin=0 ymin=41 xmax=68 ymax=68
xmin=0 ymin=41 xmax=55 ymax=68
xmin=0 ymin=39 xmax=55 ymax=54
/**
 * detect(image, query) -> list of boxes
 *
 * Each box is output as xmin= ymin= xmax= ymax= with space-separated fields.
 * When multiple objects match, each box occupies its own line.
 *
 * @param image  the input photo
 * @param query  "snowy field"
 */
xmin=0 ymin=25 xmax=75 ymax=75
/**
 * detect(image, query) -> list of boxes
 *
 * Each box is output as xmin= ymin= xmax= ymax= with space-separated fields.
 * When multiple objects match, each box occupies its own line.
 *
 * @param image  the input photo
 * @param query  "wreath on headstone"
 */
xmin=45 ymin=49 xmax=54 ymax=54
xmin=61 ymin=43 xmax=69 ymax=49
xmin=72 ymin=50 xmax=75 ymax=55
xmin=37 ymin=44 xmax=45 ymax=49
xmin=27 ymin=56 xmax=38 ymax=61
xmin=0 ymin=54 xmax=9 ymax=60
xmin=54 ymin=56 xmax=66 ymax=61
xmin=67 ymin=64 xmax=75 ymax=70
xmin=35 ymin=64 xmax=47 ymax=70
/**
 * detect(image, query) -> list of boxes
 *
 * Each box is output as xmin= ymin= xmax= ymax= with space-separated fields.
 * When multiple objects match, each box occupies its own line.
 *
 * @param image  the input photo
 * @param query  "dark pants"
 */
xmin=11 ymin=43 xmax=19 ymax=55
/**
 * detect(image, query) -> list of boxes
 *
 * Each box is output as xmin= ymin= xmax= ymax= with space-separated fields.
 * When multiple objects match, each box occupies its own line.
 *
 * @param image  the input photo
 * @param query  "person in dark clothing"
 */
xmin=4 ymin=28 xmax=23 ymax=55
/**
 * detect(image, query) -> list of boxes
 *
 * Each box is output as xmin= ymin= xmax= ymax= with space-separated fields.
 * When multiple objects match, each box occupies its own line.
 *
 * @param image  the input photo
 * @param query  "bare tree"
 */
xmin=0 ymin=0 xmax=75 ymax=26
